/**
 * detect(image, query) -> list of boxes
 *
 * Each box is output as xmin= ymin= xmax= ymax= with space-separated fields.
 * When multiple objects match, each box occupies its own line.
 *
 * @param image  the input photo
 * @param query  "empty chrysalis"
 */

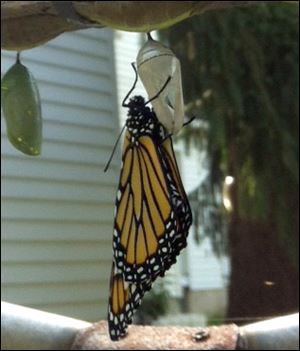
xmin=136 ymin=33 xmax=185 ymax=134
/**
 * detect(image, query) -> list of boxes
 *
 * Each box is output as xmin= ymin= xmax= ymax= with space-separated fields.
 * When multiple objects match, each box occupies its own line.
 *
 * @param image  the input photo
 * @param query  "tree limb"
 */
xmin=1 ymin=1 xmax=260 ymax=51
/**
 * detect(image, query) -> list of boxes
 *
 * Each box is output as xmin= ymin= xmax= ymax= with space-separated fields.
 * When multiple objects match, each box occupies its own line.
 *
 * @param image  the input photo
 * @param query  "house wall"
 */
xmin=184 ymin=228 xmax=229 ymax=317
xmin=1 ymin=28 xmax=119 ymax=322
xmin=186 ymin=289 xmax=228 ymax=318
xmin=113 ymin=30 xmax=148 ymax=126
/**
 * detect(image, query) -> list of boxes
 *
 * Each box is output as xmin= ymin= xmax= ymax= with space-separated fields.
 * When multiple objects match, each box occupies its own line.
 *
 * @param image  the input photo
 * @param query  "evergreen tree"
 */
xmin=161 ymin=3 xmax=299 ymax=321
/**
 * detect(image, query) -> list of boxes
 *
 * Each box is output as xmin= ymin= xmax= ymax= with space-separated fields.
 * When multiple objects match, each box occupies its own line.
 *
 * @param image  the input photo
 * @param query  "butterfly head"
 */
xmin=126 ymin=95 xmax=159 ymax=138
xmin=127 ymin=96 xmax=148 ymax=117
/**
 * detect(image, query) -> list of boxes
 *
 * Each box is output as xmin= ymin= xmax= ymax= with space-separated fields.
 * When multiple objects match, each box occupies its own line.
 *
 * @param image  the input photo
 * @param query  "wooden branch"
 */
xmin=71 ymin=321 xmax=238 ymax=350
xmin=71 ymin=314 xmax=300 ymax=350
xmin=1 ymin=1 xmax=260 ymax=51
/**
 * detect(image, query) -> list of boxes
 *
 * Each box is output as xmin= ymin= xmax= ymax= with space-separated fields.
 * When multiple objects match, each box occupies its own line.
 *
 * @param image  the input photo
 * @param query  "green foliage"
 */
xmin=161 ymin=3 xmax=299 ymax=263
xmin=135 ymin=281 xmax=169 ymax=324
xmin=206 ymin=313 xmax=225 ymax=326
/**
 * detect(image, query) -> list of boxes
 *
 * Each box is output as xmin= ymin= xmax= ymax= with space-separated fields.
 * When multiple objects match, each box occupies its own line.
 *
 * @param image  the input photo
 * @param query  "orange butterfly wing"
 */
xmin=113 ymin=131 xmax=178 ymax=283
xmin=108 ymin=261 xmax=151 ymax=340
xmin=108 ymin=116 xmax=192 ymax=341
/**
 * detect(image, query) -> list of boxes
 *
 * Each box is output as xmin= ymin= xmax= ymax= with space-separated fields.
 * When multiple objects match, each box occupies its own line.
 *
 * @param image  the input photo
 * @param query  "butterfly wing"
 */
xmin=107 ymin=261 xmax=152 ymax=341
xmin=108 ymin=124 xmax=193 ymax=341
xmin=160 ymin=136 xmax=193 ymax=255
xmin=113 ymin=131 xmax=178 ymax=283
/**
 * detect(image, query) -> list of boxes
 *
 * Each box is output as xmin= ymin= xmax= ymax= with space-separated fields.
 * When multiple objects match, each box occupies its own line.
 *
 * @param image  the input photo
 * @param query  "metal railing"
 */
xmin=1 ymin=301 xmax=299 ymax=350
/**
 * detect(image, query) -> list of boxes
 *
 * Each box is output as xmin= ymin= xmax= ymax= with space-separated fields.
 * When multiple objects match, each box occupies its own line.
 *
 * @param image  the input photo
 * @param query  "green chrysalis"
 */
xmin=1 ymin=52 xmax=42 ymax=156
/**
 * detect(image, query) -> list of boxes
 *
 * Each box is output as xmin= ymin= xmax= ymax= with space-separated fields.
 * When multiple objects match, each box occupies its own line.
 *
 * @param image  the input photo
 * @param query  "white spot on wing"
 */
xmin=117 ymin=190 xmax=122 ymax=200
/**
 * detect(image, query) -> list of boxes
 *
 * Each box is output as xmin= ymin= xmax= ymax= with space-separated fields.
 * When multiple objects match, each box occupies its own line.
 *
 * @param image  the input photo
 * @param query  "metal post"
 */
xmin=238 ymin=313 xmax=299 ymax=350
xmin=1 ymin=301 xmax=91 ymax=350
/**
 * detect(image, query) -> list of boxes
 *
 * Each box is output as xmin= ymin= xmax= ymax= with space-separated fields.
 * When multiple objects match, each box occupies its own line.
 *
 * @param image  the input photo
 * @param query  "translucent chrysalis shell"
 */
xmin=136 ymin=38 xmax=184 ymax=134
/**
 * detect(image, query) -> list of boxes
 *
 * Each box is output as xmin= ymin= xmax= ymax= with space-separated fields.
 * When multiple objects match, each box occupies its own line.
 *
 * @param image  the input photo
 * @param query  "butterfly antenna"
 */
xmin=122 ymin=62 xmax=139 ymax=107
xmin=104 ymin=124 xmax=126 ymax=172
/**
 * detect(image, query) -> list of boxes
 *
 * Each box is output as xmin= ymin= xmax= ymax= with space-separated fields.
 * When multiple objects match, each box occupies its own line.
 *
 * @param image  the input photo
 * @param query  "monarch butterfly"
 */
xmin=107 ymin=63 xmax=192 ymax=341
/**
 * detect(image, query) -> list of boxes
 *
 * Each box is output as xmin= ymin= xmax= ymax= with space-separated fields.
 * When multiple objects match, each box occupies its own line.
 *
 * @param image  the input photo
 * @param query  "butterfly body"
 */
xmin=125 ymin=96 xmax=164 ymax=144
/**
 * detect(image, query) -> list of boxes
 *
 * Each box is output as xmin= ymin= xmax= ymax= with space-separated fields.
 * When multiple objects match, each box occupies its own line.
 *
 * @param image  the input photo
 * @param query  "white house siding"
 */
xmin=1 ymin=28 xmax=120 ymax=322
xmin=113 ymin=31 xmax=148 ymax=126
xmin=176 ymin=142 xmax=230 ymax=288
xmin=187 ymin=228 xmax=229 ymax=290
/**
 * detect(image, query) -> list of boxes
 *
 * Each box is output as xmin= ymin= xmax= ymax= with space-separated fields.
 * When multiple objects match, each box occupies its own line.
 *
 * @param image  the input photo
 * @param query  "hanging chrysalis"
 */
xmin=1 ymin=52 xmax=42 ymax=156
xmin=136 ymin=33 xmax=185 ymax=134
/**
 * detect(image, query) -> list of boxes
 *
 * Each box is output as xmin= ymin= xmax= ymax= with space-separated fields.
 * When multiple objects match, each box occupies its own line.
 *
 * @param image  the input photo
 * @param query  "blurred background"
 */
xmin=1 ymin=2 xmax=298 ymax=327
